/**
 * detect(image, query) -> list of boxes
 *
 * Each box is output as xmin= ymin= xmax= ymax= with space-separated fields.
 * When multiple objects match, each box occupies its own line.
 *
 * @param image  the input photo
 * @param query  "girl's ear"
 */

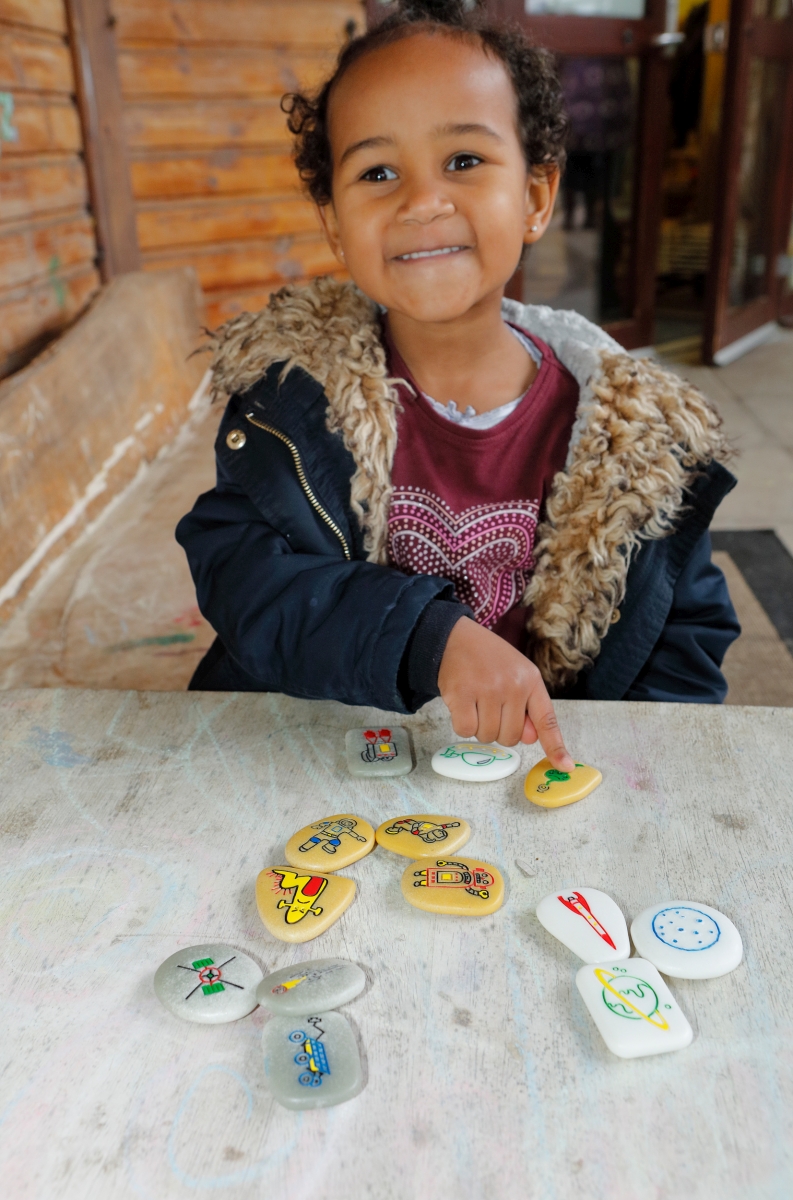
xmin=316 ymin=203 xmax=346 ymax=264
xmin=523 ymin=167 xmax=560 ymax=244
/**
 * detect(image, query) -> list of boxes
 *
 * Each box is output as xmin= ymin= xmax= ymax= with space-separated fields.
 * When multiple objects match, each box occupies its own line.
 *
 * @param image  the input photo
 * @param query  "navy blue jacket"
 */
xmin=176 ymin=362 xmax=740 ymax=709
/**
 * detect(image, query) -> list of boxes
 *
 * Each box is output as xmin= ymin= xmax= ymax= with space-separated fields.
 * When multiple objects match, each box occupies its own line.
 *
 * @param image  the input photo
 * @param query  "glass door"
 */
xmin=497 ymin=0 xmax=677 ymax=348
xmin=702 ymin=0 xmax=793 ymax=361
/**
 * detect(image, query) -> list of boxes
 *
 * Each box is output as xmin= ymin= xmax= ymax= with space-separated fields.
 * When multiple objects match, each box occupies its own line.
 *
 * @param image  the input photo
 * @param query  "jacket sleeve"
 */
xmin=623 ymin=532 xmax=740 ymax=703
xmin=175 ymin=477 xmax=466 ymax=712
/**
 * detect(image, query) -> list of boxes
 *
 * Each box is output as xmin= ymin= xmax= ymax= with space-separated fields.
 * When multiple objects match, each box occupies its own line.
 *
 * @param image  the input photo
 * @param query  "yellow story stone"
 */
xmin=255 ymin=866 xmax=356 ymax=943
xmin=400 ymin=856 xmax=504 ymax=916
xmin=284 ymin=814 xmax=374 ymax=872
xmin=524 ymin=758 xmax=602 ymax=808
xmin=375 ymin=815 xmax=471 ymax=858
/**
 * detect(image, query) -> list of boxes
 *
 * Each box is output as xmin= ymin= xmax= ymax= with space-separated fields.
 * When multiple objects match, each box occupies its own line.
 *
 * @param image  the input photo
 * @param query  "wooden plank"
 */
xmin=0 ymin=0 xmax=67 ymax=36
xmin=202 ymin=270 xmax=346 ymax=327
xmin=0 ymin=95 xmax=81 ymax=155
xmin=66 ymin=0 xmax=140 ymax=278
xmin=141 ymin=233 xmax=338 ymax=290
xmin=0 ymin=211 xmax=95 ymax=292
xmin=114 ymin=0 xmax=362 ymax=48
xmin=0 ymin=262 xmax=99 ymax=377
xmin=129 ymin=149 xmax=298 ymax=199
xmin=117 ymin=45 xmax=335 ymax=100
xmin=136 ymin=195 xmax=320 ymax=250
xmin=0 ymin=28 xmax=74 ymax=93
xmin=0 ymin=156 xmax=88 ymax=221
xmin=1 ymin=692 xmax=792 ymax=1198
xmin=124 ymin=98 xmax=289 ymax=150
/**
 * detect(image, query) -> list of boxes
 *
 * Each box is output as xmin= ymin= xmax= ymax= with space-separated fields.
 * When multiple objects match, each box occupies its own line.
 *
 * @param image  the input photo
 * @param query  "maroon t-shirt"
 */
xmin=386 ymin=327 xmax=579 ymax=648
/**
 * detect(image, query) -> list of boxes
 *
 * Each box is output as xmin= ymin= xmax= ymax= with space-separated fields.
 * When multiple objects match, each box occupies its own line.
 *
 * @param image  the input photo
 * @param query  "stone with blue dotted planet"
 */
xmin=630 ymin=901 xmax=743 ymax=979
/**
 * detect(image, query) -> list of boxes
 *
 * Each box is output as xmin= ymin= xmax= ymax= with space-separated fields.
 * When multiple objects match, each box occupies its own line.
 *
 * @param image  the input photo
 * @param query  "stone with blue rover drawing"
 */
xmin=154 ymin=943 xmax=263 ymax=1024
xmin=261 ymin=1010 xmax=364 ymax=1109
xmin=345 ymin=726 xmax=413 ymax=777
xmin=431 ymin=741 xmax=521 ymax=781
xmin=630 ymin=901 xmax=743 ymax=979
xmin=256 ymin=957 xmax=366 ymax=1016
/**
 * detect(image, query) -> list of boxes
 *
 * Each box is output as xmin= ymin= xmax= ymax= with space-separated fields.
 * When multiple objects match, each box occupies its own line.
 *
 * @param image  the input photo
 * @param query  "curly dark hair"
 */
xmin=281 ymin=0 xmax=568 ymax=207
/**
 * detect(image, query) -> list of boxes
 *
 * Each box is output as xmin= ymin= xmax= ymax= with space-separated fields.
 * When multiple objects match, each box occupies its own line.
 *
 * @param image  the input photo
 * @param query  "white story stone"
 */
xmin=576 ymin=958 xmax=694 ymax=1059
xmin=154 ymin=943 xmax=263 ymax=1024
xmin=345 ymin=726 xmax=413 ymax=777
xmin=256 ymin=958 xmax=366 ymax=1016
xmin=261 ymin=1010 xmax=364 ymax=1110
xmin=630 ymin=901 xmax=743 ymax=979
xmin=431 ymin=741 xmax=521 ymax=782
xmin=536 ymin=887 xmax=630 ymax=963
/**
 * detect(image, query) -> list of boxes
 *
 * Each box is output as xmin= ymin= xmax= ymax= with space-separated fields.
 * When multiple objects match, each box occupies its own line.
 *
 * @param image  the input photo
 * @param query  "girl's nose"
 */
xmin=397 ymin=179 xmax=455 ymax=224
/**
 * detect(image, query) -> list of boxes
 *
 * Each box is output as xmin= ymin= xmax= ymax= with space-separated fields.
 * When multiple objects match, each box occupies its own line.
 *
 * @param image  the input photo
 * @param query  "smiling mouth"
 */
xmin=393 ymin=246 xmax=469 ymax=262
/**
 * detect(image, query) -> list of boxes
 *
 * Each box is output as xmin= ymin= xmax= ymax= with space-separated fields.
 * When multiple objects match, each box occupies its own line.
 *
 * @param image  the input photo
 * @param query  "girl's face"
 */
xmin=319 ymin=31 xmax=558 ymax=325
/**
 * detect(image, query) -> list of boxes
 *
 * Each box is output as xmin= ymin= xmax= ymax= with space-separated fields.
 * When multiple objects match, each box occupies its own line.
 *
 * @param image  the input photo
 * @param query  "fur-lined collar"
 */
xmin=209 ymin=276 xmax=728 ymax=691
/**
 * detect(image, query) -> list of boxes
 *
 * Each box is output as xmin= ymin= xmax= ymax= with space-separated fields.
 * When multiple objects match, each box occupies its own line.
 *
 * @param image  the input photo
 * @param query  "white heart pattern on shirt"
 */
xmin=387 ymin=487 xmax=540 ymax=627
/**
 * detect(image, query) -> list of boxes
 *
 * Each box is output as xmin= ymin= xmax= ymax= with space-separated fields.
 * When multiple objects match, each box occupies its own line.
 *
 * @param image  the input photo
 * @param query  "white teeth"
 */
xmin=397 ymin=246 xmax=464 ymax=261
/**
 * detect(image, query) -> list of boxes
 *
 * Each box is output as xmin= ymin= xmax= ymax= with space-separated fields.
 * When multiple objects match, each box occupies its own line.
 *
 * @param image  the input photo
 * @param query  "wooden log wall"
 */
xmin=114 ymin=0 xmax=362 ymax=330
xmin=0 ymin=0 xmax=100 ymax=379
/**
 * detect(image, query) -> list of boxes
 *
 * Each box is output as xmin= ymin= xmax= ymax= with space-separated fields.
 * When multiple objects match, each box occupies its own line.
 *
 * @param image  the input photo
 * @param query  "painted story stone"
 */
xmin=431 ymin=741 xmax=521 ymax=782
xmin=536 ymin=887 xmax=630 ymax=963
xmin=345 ymin=726 xmax=412 ymax=777
xmin=524 ymin=758 xmax=602 ymax=808
xmin=284 ymin=814 xmax=375 ymax=872
xmin=256 ymin=958 xmax=366 ymax=1016
xmin=375 ymin=814 xmax=471 ymax=857
xmin=255 ymin=867 xmax=356 ymax=944
xmin=262 ymin=1010 xmax=364 ymax=1110
xmin=630 ymin=901 xmax=743 ymax=979
xmin=154 ymin=943 xmax=262 ymax=1024
xmin=576 ymin=958 xmax=694 ymax=1059
xmin=400 ymin=856 xmax=504 ymax=916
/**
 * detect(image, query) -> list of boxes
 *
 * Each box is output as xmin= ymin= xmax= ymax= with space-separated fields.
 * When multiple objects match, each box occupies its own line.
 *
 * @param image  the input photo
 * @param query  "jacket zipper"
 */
xmin=244 ymin=411 xmax=351 ymax=560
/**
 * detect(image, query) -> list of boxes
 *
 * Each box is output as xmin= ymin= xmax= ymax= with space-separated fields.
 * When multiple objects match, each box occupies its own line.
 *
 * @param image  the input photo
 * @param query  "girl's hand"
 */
xmin=437 ymin=616 xmax=574 ymax=769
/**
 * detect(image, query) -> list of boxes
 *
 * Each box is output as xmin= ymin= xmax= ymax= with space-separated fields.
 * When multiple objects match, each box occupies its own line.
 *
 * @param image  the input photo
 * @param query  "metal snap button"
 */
xmin=610 ymin=608 xmax=621 ymax=623
xmin=226 ymin=429 xmax=246 ymax=450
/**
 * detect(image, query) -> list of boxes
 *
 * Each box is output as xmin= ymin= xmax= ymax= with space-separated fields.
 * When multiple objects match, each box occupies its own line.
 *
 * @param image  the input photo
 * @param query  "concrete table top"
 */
xmin=1 ymin=689 xmax=791 ymax=1200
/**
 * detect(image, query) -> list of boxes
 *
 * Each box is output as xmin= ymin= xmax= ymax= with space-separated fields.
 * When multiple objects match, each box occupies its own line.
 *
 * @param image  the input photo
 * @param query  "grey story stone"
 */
xmin=345 ymin=726 xmax=413 ymax=777
xmin=256 ymin=957 xmax=366 ymax=1016
xmin=262 ymin=1010 xmax=365 ymax=1110
xmin=154 ymin=943 xmax=263 ymax=1024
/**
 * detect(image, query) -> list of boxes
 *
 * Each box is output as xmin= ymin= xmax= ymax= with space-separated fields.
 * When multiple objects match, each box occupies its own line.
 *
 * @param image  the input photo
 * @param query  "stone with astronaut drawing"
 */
xmin=255 ymin=866 xmax=356 ymax=943
xmin=256 ymin=957 xmax=366 ymax=1016
xmin=284 ymin=814 xmax=375 ymax=872
xmin=262 ymin=1010 xmax=364 ymax=1109
xmin=375 ymin=814 xmax=471 ymax=857
xmin=400 ymin=855 xmax=505 ymax=916
xmin=345 ymin=726 xmax=413 ymax=777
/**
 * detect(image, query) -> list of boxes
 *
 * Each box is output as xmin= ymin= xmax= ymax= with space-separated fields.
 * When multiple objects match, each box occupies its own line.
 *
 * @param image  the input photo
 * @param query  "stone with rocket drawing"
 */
xmin=536 ymin=886 xmax=630 ymax=963
xmin=285 ymin=814 xmax=375 ymax=872
xmin=255 ymin=866 xmax=356 ymax=943
xmin=400 ymin=855 xmax=504 ymax=916
xmin=256 ymin=957 xmax=366 ymax=1016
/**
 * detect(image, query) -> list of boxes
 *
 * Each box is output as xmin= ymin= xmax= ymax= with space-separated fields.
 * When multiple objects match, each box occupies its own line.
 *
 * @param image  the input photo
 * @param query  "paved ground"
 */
xmin=0 ymin=330 xmax=791 ymax=704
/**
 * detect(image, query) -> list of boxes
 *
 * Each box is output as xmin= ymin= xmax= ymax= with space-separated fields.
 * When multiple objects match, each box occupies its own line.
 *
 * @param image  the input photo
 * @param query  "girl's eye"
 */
xmin=360 ymin=165 xmax=398 ymax=182
xmin=447 ymin=153 xmax=482 ymax=172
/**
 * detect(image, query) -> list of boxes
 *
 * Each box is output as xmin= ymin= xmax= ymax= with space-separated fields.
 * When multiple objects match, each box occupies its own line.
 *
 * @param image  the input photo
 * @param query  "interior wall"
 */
xmin=114 ymin=0 xmax=362 ymax=329
xmin=0 ymin=0 xmax=100 ymax=379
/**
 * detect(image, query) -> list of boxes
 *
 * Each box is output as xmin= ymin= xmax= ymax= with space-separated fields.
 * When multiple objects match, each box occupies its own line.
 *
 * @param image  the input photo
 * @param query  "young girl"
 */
xmin=176 ymin=0 xmax=739 ymax=769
